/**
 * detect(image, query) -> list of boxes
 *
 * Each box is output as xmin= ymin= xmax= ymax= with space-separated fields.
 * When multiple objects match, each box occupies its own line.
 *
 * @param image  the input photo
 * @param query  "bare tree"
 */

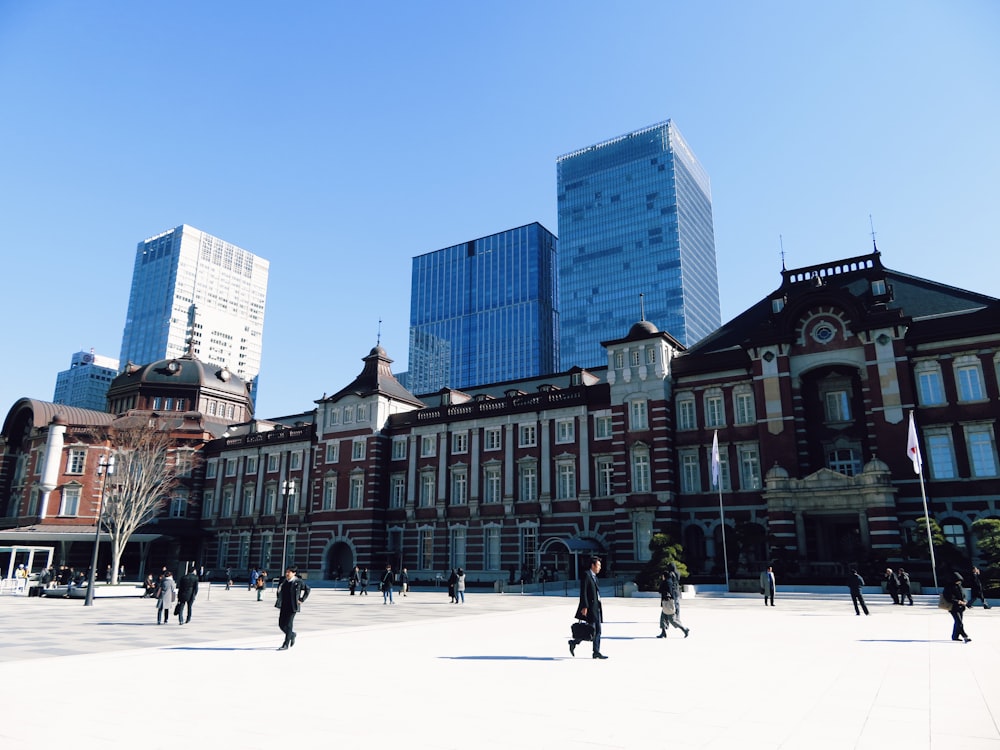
xmin=101 ymin=417 xmax=183 ymax=585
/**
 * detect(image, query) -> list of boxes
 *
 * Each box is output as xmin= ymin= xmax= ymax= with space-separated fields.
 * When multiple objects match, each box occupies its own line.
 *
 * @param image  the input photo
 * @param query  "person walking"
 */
xmin=455 ymin=568 xmax=466 ymax=604
xmin=760 ymin=566 xmax=776 ymax=606
xmin=276 ymin=567 xmax=311 ymax=650
xmin=359 ymin=567 xmax=369 ymax=596
xmin=249 ymin=567 xmax=260 ymax=592
xmin=381 ymin=564 xmax=395 ymax=604
xmin=884 ymin=568 xmax=900 ymax=605
xmin=447 ymin=568 xmax=458 ymax=602
xmin=849 ymin=569 xmax=870 ymax=615
xmin=348 ymin=565 xmax=359 ymax=595
xmin=656 ymin=570 xmax=690 ymax=638
xmin=943 ymin=571 xmax=971 ymax=643
xmin=568 ymin=556 xmax=607 ymax=659
xmin=177 ymin=566 xmax=200 ymax=624
xmin=399 ymin=567 xmax=409 ymax=596
xmin=968 ymin=566 xmax=991 ymax=609
xmin=897 ymin=568 xmax=914 ymax=605
xmin=156 ymin=571 xmax=176 ymax=625
xmin=255 ymin=570 xmax=268 ymax=601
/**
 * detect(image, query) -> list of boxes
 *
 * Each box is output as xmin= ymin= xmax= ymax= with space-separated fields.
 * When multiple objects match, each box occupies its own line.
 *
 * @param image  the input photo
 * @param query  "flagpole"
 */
xmin=908 ymin=410 xmax=938 ymax=590
xmin=712 ymin=431 xmax=730 ymax=592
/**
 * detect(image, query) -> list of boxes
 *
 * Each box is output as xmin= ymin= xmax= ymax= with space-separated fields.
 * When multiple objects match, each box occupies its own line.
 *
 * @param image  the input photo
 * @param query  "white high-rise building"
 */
xmin=119 ymin=225 xmax=269 ymax=402
xmin=53 ymin=350 xmax=120 ymax=411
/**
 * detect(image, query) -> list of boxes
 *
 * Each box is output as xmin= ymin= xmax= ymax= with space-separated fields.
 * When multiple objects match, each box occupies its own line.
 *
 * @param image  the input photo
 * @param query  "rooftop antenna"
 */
xmin=779 ymin=235 xmax=786 ymax=271
xmin=376 ymin=317 xmax=383 ymax=347
xmin=869 ymin=214 xmax=878 ymax=253
xmin=639 ymin=293 xmax=646 ymax=322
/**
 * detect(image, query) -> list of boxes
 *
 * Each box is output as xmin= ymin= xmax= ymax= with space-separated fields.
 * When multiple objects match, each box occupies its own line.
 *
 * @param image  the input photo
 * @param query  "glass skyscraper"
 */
xmin=557 ymin=120 xmax=720 ymax=369
xmin=408 ymin=223 xmax=559 ymax=394
xmin=53 ymin=350 xmax=120 ymax=411
xmin=119 ymin=224 xmax=269 ymax=401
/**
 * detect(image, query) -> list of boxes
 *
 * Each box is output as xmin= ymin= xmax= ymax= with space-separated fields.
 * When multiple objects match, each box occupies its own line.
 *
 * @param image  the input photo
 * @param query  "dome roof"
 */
xmin=109 ymin=354 xmax=249 ymax=400
xmin=627 ymin=320 xmax=659 ymax=338
xmin=863 ymin=455 xmax=890 ymax=474
xmin=765 ymin=462 xmax=790 ymax=480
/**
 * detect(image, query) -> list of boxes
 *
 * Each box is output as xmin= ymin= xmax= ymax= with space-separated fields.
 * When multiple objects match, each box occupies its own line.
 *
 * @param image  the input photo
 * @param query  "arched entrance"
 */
xmin=539 ymin=536 xmax=606 ymax=581
xmin=325 ymin=541 xmax=354 ymax=581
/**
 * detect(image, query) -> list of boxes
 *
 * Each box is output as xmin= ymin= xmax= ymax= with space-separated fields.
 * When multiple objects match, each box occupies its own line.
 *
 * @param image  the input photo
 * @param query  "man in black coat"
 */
xmin=848 ymin=569 xmax=869 ymax=615
xmin=177 ymin=566 xmax=200 ymax=624
xmin=276 ymin=567 xmax=311 ymax=650
xmin=968 ymin=566 xmax=991 ymax=609
xmin=569 ymin=556 xmax=607 ymax=659
xmin=884 ymin=568 xmax=900 ymax=604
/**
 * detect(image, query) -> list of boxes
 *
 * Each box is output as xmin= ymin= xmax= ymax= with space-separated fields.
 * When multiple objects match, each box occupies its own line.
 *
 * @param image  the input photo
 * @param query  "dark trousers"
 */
xmin=899 ymin=589 xmax=913 ymax=605
xmin=950 ymin=609 xmax=968 ymax=640
xmin=178 ymin=600 xmax=193 ymax=622
xmin=968 ymin=592 xmax=991 ymax=609
xmin=851 ymin=591 xmax=869 ymax=615
xmin=888 ymin=590 xmax=900 ymax=604
xmin=279 ymin=609 xmax=297 ymax=645
xmin=763 ymin=589 xmax=774 ymax=605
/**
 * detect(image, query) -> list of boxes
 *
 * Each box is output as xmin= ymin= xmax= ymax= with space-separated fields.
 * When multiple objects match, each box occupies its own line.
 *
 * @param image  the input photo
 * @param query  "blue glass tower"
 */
xmin=557 ymin=120 xmax=720 ymax=369
xmin=408 ymin=223 xmax=559 ymax=394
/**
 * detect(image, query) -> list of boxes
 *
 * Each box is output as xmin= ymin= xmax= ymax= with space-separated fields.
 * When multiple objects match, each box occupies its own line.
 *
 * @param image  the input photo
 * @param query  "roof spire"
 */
xmin=869 ymin=214 xmax=879 ymax=253
xmin=376 ymin=317 xmax=383 ymax=347
xmin=639 ymin=293 xmax=646 ymax=322
xmin=779 ymin=235 xmax=786 ymax=271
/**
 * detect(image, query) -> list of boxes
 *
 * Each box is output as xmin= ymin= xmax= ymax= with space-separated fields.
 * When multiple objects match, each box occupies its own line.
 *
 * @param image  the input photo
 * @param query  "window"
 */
xmin=217 ymin=535 xmax=229 ymax=568
xmin=942 ymin=522 xmax=967 ymax=549
xmin=738 ymin=445 xmax=762 ymax=490
xmin=285 ymin=533 xmax=297 ymax=567
xmin=357 ymin=404 xmax=368 ymax=422
xmin=484 ymin=526 xmax=500 ymax=570
xmin=680 ymin=452 xmax=700 ymax=494
xmin=202 ymin=490 xmax=215 ymax=518
xmin=267 ymin=454 xmax=279 ymax=472
xmin=326 ymin=442 xmax=340 ymax=463
xmin=956 ymin=363 xmax=985 ymax=402
xmin=391 ymin=438 xmax=407 ymax=461
xmin=915 ymin=365 xmax=945 ymax=406
xmin=484 ymin=466 xmax=502 ymax=503
xmin=824 ymin=391 xmax=851 ymax=422
xmin=709 ymin=448 xmax=732 ymax=492
xmin=705 ymin=393 xmax=724 ymax=428
xmin=241 ymin=486 xmax=255 ymax=515
xmin=966 ymin=426 xmax=997 ymax=477
xmin=614 ymin=352 xmax=624 ymax=369
xmin=631 ymin=448 xmax=651 ymax=493
xmin=629 ymin=399 xmax=648 ymax=430
xmin=555 ymin=419 xmax=575 ymax=444
xmin=419 ymin=528 xmax=434 ymax=570
xmin=327 ymin=408 xmax=340 ymax=427
xmin=926 ymin=432 xmax=956 ymax=479
xmin=68 ymin=449 xmax=86 ymax=475
xmin=261 ymin=533 xmax=273 ymax=570
xmin=828 ymin=448 xmax=861 ymax=477
xmin=420 ymin=435 xmax=436 ymax=457
xmin=635 ymin=515 xmax=653 ymax=561
xmin=245 ymin=456 xmax=258 ymax=474
xmin=519 ymin=464 xmax=537 ymax=501
xmin=221 ymin=488 xmax=234 ymax=518
xmin=170 ymin=493 xmax=187 ymax=519
xmin=451 ymin=470 xmax=468 ymax=505
xmin=484 ymin=427 xmax=501 ymax=451
xmin=344 ymin=405 xmax=354 ymax=423
xmin=630 ymin=349 xmax=641 ymax=366
xmin=352 ymin=440 xmax=366 ymax=461
xmin=289 ymin=451 xmax=302 ymax=470
xmin=450 ymin=527 xmax=467 ymax=569
xmin=206 ymin=460 xmax=218 ymax=479
xmin=596 ymin=457 xmax=614 ymax=497
xmin=264 ymin=486 xmax=276 ymax=515
xmin=677 ymin=397 xmax=696 ymax=431
xmin=225 ymin=458 xmax=238 ymax=477
xmin=323 ymin=477 xmax=337 ymax=510
xmin=420 ymin=473 xmax=435 ymax=507
xmin=391 ymin=475 xmax=406 ymax=508
xmin=59 ymin=485 xmax=81 ymax=516
xmin=519 ymin=424 xmax=537 ymax=447
xmin=734 ymin=392 xmax=755 ymax=426
xmin=556 ymin=461 xmax=576 ymax=500
xmin=350 ymin=475 xmax=364 ymax=508
xmin=594 ymin=414 xmax=613 ymax=440
xmin=646 ymin=348 xmax=656 ymax=365
xmin=452 ymin=432 xmax=468 ymax=454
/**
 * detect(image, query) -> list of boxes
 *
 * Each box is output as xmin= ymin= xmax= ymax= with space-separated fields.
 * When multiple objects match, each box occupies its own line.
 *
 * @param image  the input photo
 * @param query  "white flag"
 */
xmin=711 ymin=430 xmax=721 ymax=488
xmin=906 ymin=412 xmax=922 ymax=475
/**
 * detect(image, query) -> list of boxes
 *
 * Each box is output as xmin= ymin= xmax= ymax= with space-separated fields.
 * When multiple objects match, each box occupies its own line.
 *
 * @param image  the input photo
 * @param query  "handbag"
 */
xmin=937 ymin=592 xmax=952 ymax=610
xmin=571 ymin=620 xmax=596 ymax=642
xmin=661 ymin=598 xmax=677 ymax=616
xmin=173 ymin=602 xmax=183 ymax=616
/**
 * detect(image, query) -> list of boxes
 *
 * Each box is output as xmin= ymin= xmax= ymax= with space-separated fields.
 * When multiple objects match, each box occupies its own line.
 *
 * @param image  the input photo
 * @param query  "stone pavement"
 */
xmin=0 ymin=586 xmax=997 ymax=749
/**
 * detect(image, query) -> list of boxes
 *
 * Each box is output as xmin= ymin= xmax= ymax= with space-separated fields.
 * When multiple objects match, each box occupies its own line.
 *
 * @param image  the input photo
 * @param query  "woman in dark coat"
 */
xmin=944 ymin=571 xmax=971 ymax=643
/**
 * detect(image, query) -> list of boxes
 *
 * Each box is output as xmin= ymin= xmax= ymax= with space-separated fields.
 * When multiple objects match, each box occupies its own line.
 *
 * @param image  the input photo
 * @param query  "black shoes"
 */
xmin=568 ymin=640 xmax=576 ymax=657
xmin=963 ymin=637 xmax=972 ymax=643
xmin=593 ymin=653 xmax=608 ymax=659
xmin=656 ymin=632 xmax=666 ymax=638
xmin=684 ymin=628 xmax=690 ymax=638
xmin=278 ymin=643 xmax=289 ymax=651
xmin=290 ymin=634 xmax=296 ymax=647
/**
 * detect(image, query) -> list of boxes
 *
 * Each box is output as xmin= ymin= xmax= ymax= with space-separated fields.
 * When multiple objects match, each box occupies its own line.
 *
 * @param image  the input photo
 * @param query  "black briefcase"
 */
xmin=571 ymin=620 xmax=595 ymax=642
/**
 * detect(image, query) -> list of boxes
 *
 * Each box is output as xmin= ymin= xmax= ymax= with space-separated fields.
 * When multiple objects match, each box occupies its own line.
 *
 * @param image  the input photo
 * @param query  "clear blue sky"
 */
xmin=1 ymin=1 xmax=998 ymax=419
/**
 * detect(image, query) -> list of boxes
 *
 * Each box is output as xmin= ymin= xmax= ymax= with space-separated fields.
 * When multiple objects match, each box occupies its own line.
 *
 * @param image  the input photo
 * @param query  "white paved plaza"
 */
xmin=1 ymin=586 xmax=997 ymax=749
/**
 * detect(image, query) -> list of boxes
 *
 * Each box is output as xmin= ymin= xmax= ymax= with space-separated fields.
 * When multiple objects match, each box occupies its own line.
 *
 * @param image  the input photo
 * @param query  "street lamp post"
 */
xmin=84 ymin=453 xmax=115 ymax=606
xmin=280 ymin=479 xmax=295 ymax=574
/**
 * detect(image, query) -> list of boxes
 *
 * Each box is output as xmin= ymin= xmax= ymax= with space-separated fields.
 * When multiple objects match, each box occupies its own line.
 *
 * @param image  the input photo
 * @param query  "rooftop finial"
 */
xmin=779 ymin=235 xmax=786 ymax=271
xmin=869 ymin=214 xmax=878 ymax=254
xmin=639 ymin=293 xmax=646 ymax=322
xmin=376 ymin=317 xmax=383 ymax=347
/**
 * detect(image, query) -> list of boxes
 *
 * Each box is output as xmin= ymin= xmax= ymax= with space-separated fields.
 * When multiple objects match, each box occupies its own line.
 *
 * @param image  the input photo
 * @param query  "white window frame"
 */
xmin=326 ymin=442 xmax=340 ymax=463
xmin=59 ymin=485 xmax=81 ymax=516
xmin=914 ymin=362 xmax=946 ymax=406
xmin=352 ymin=439 xmax=366 ymax=461
xmin=734 ymin=390 xmax=755 ymax=426
xmin=629 ymin=399 xmax=648 ymax=431
xmin=680 ymin=451 xmax=700 ymax=494
xmin=349 ymin=474 xmax=365 ymax=508
xmin=955 ymin=359 xmax=985 ymax=402
xmin=556 ymin=460 xmax=576 ymax=500
xmin=704 ymin=391 xmax=725 ymax=428
xmin=452 ymin=432 xmax=468 ymax=454
xmin=323 ymin=476 xmax=337 ymax=510
xmin=420 ymin=435 xmax=436 ymax=458
xmin=451 ymin=469 xmax=468 ymax=505
xmin=964 ymin=424 xmax=998 ymax=477
xmin=391 ymin=475 xmax=406 ymax=508
xmin=738 ymin=444 xmax=762 ymax=491
xmin=594 ymin=413 xmax=613 ymax=440
xmin=519 ymin=424 xmax=537 ymax=448
xmin=519 ymin=462 xmax=538 ymax=501
xmin=67 ymin=449 xmax=87 ymax=475
xmin=677 ymin=397 xmax=696 ymax=431
xmin=391 ymin=437 xmax=406 ymax=461
xmin=926 ymin=430 xmax=956 ymax=479
xmin=484 ymin=427 xmax=502 ymax=451
xmin=555 ymin=419 xmax=575 ymax=444
xmin=484 ymin=465 xmax=502 ymax=504
xmin=596 ymin=457 xmax=614 ymax=497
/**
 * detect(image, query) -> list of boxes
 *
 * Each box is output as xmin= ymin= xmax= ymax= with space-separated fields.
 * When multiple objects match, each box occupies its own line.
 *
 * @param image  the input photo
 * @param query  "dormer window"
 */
xmin=771 ymin=297 xmax=785 ymax=313
xmin=871 ymin=279 xmax=887 ymax=296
